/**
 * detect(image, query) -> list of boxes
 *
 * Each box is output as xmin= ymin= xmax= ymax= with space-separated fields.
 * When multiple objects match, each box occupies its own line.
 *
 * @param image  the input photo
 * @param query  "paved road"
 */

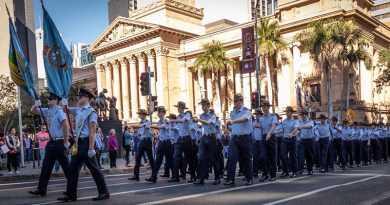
xmin=1 ymin=164 xmax=390 ymax=205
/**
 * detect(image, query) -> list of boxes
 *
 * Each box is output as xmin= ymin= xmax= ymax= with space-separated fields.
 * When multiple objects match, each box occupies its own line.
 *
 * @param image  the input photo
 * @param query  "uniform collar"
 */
xmin=81 ymin=103 xmax=91 ymax=110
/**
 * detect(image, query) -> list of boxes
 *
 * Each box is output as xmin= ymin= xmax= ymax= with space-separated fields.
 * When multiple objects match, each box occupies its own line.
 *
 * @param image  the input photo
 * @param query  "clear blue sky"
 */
xmin=34 ymin=0 xmax=109 ymax=46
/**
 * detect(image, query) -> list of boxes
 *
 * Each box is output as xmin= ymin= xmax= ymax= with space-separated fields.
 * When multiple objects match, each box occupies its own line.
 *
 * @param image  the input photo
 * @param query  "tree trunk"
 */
xmin=340 ymin=66 xmax=345 ymax=120
xmin=265 ymin=55 xmax=274 ymax=112
xmin=212 ymin=71 xmax=221 ymax=113
xmin=346 ymin=63 xmax=353 ymax=112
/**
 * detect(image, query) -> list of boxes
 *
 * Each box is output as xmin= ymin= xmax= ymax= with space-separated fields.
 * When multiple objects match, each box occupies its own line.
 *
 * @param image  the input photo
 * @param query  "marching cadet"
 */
xmin=29 ymin=93 xmax=70 ymax=196
xmin=275 ymin=114 xmax=283 ymax=173
xmin=330 ymin=117 xmax=346 ymax=170
xmin=145 ymin=106 xmax=173 ymax=183
xmin=193 ymin=99 xmax=220 ymax=185
xmin=215 ymin=114 xmax=224 ymax=179
xmin=252 ymin=108 xmax=263 ymax=178
xmin=313 ymin=114 xmax=332 ymax=173
xmin=168 ymin=101 xmax=196 ymax=183
xmin=58 ymin=88 xmax=109 ymax=202
xmin=352 ymin=122 xmax=363 ymax=167
xmin=378 ymin=122 xmax=388 ymax=163
xmin=259 ymin=100 xmax=278 ymax=182
xmin=224 ymin=94 xmax=253 ymax=186
xmin=297 ymin=109 xmax=315 ymax=175
xmin=371 ymin=123 xmax=382 ymax=164
xmin=341 ymin=120 xmax=355 ymax=168
xmin=128 ymin=109 xmax=155 ymax=181
xmin=361 ymin=123 xmax=371 ymax=166
xmin=280 ymin=106 xmax=299 ymax=178
xmin=188 ymin=111 xmax=199 ymax=174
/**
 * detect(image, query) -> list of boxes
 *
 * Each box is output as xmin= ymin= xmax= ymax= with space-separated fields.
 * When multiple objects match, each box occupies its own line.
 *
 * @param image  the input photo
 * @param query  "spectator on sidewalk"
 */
xmin=6 ymin=128 xmax=21 ymax=174
xmin=108 ymin=129 xmax=118 ymax=168
xmin=23 ymin=132 xmax=33 ymax=163
xmin=36 ymin=125 xmax=49 ymax=165
xmin=95 ymin=127 xmax=105 ymax=169
xmin=123 ymin=126 xmax=133 ymax=167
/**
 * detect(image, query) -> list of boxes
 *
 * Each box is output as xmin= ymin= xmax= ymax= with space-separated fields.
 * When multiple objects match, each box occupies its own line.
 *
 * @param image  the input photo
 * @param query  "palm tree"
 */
xmin=375 ymin=47 xmax=390 ymax=94
xmin=295 ymin=20 xmax=339 ymax=118
xmin=257 ymin=18 xmax=287 ymax=112
xmin=192 ymin=40 xmax=235 ymax=112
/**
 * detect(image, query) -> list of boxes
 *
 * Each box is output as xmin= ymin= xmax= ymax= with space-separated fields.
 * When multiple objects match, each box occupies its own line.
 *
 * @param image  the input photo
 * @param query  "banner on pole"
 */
xmin=241 ymin=26 xmax=255 ymax=74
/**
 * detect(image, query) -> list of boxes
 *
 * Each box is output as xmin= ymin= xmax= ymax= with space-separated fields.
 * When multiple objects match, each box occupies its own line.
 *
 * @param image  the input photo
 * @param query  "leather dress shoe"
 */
xmin=223 ymin=180 xmax=235 ymax=186
xmin=57 ymin=195 xmax=77 ymax=202
xmin=212 ymin=179 xmax=220 ymax=185
xmin=28 ymin=190 xmax=46 ymax=196
xmin=167 ymin=178 xmax=180 ymax=182
xmin=145 ymin=177 xmax=157 ymax=183
xmin=92 ymin=193 xmax=110 ymax=201
xmin=128 ymin=176 xmax=140 ymax=181
xmin=187 ymin=178 xmax=196 ymax=183
xmin=193 ymin=179 xmax=204 ymax=185
xmin=160 ymin=174 xmax=170 ymax=178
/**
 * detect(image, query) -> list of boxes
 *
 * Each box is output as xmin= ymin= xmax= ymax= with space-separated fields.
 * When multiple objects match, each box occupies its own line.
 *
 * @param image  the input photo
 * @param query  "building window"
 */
xmin=309 ymin=84 xmax=321 ymax=103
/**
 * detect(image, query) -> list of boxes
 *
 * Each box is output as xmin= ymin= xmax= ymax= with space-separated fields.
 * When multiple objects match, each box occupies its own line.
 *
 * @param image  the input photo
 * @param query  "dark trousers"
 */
xmin=301 ymin=139 xmax=315 ymax=172
xmin=173 ymin=136 xmax=196 ymax=179
xmin=152 ymin=140 xmax=173 ymax=179
xmin=281 ymin=137 xmax=298 ymax=174
xmin=362 ymin=140 xmax=369 ymax=164
xmin=216 ymin=139 xmax=224 ymax=177
xmin=25 ymin=148 xmax=31 ymax=162
xmin=372 ymin=139 xmax=381 ymax=162
xmin=124 ymin=145 xmax=131 ymax=165
xmin=343 ymin=140 xmax=354 ymax=166
xmin=330 ymin=138 xmax=345 ymax=169
xmin=7 ymin=153 xmax=18 ymax=172
xmin=380 ymin=138 xmax=388 ymax=161
xmin=227 ymin=134 xmax=252 ymax=182
xmin=134 ymin=138 xmax=155 ymax=177
xmin=260 ymin=135 xmax=277 ymax=178
xmin=109 ymin=151 xmax=117 ymax=168
xmin=353 ymin=140 xmax=362 ymax=165
xmin=318 ymin=138 xmax=330 ymax=169
xmin=95 ymin=149 xmax=102 ymax=168
xmin=252 ymin=140 xmax=261 ymax=176
xmin=276 ymin=137 xmax=283 ymax=170
xmin=197 ymin=135 xmax=220 ymax=180
xmin=37 ymin=140 xmax=69 ymax=193
xmin=297 ymin=141 xmax=304 ymax=171
xmin=66 ymin=138 xmax=108 ymax=198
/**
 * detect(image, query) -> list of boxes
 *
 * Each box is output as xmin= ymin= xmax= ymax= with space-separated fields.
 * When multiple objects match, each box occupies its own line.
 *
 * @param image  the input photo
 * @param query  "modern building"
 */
xmin=0 ymin=1 xmax=38 ymax=90
xmin=372 ymin=0 xmax=390 ymax=26
xmin=35 ymin=27 xmax=47 ymax=93
xmin=108 ymin=0 xmax=138 ymax=23
xmin=90 ymin=0 xmax=390 ymax=123
xmin=251 ymin=0 xmax=278 ymax=19
xmin=71 ymin=43 xmax=97 ymax=91
xmin=71 ymin=43 xmax=96 ymax=68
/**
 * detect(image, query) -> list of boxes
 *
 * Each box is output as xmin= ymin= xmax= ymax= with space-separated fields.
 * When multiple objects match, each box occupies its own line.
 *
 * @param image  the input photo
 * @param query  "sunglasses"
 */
xmin=158 ymin=111 xmax=165 ymax=113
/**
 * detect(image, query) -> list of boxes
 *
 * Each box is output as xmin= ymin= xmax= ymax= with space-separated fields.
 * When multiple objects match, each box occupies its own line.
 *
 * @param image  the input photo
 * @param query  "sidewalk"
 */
xmin=0 ymin=155 xmax=150 ymax=181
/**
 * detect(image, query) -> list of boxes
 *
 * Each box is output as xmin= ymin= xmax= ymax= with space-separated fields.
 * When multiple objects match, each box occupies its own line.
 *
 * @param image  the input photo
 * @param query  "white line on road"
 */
xmin=136 ymin=176 xmax=309 ymax=205
xmin=263 ymin=175 xmax=381 ymax=205
xmin=359 ymin=190 xmax=390 ymax=205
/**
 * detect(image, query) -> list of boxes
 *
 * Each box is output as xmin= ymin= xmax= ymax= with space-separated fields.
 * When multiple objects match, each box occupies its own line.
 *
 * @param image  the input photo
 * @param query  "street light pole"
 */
xmin=255 ymin=0 xmax=261 ymax=106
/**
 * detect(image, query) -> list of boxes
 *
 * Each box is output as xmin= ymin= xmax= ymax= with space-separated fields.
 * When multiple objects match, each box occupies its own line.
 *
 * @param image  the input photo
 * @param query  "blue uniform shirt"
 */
xmin=177 ymin=112 xmax=191 ymax=137
xmin=189 ymin=119 xmax=198 ymax=140
xmin=361 ymin=129 xmax=371 ymax=141
xmin=157 ymin=118 xmax=170 ymax=141
xmin=341 ymin=127 xmax=355 ymax=140
xmin=259 ymin=114 xmax=277 ymax=135
xmin=230 ymin=106 xmax=253 ymax=136
xmin=313 ymin=123 xmax=332 ymax=139
xmin=41 ymin=106 xmax=67 ymax=139
xmin=169 ymin=122 xmax=180 ymax=143
xmin=351 ymin=128 xmax=362 ymax=141
xmin=253 ymin=118 xmax=262 ymax=141
xmin=298 ymin=119 xmax=314 ymax=140
xmin=69 ymin=104 xmax=97 ymax=139
xmin=282 ymin=118 xmax=299 ymax=138
xmin=331 ymin=124 xmax=343 ymax=139
xmin=138 ymin=119 xmax=152 ymax=138
xmin=371 ymin=129 xmax=380 ymax=139
xmin=200 ymin=111 xmax=217 ymax=135
xmin=95 ymin=134 xmax=104 ymax=149
xmin=275 ymin=123 xmax=283 ymax=138
xmin=215 ymin=118 xmax=222 ymax=139
xmin=123 ymin=131 xmax=132 ymax=145
xmin=378 ymin=129 xmax=386 ymax=139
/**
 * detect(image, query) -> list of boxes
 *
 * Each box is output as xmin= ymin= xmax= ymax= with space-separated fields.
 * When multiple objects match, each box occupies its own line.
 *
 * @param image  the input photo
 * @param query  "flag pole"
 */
xmin=17 ymin=87 xmax=25 ymax=167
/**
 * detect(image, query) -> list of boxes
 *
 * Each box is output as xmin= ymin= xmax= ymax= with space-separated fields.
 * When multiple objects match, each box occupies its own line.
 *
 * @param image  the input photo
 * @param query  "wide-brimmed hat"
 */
xmin=198 ymin=99 xmax=210 ymax=105
xmin=233 ymin=93 xmax=243 ymax=101
xmin=299 ymin=109 xmax=309 ymax=115
xmin=157 ymin=106 xmax=167 ymax=112
xmin=136 ymin=109 xmax=148 ymax=115
xmin=167 ymin=113 xmax=177 ymax=119
xmin=285 ymin=106 xmax=296 ymax=113
xmin=173 ymin=101 xmax=188 ymax=109
xmin=318 ymin=114 xmax=328 ymax=119
xmin=77 ymin=88 xmax=95 ymax=99
xmin=261 ymin=100 xmax=272 ymax=107
xmin=48 ymin=92 xmax=62 ymax=101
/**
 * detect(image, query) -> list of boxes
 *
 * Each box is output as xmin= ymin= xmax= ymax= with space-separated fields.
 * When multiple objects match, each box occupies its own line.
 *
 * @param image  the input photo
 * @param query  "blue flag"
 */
xmin=42 ymin=5 xmax=73 ymax=103
xmin=8 ymin=18 xmax=37 ymax=100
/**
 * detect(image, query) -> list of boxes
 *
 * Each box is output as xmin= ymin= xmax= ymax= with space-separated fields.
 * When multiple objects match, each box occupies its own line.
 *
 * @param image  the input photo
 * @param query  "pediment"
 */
xmin=90 ymin=17 xmax=159 ymax=51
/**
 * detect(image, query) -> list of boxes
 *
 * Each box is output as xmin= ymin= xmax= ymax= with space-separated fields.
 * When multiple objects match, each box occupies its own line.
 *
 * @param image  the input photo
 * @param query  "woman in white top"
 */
xmin=6 ymin=128 xmax=21 ymax=174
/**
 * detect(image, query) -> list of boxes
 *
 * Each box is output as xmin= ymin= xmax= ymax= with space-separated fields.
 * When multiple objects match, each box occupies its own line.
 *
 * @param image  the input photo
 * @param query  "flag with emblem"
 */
xmin=42 ymin=3 xmax=73 ymax=103
xmin=8 ymin=15 xmax=38 ymax=100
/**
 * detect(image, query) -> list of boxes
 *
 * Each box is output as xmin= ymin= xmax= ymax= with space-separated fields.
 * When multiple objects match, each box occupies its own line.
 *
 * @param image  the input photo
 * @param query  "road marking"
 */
xmin=263 ymin=175 xmax=381 ymax=205
xmin=135 ymin=177 xmax=309 ymax=205
xmin=359 ymin=191 xmax=390 ymax=205
xmin=326 ymin=173 xmax=390 ymax=177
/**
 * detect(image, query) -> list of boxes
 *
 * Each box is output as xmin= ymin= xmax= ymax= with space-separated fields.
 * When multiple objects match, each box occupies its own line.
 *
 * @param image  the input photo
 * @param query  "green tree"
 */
xmin=375 ymin=47 xmax=390 ymax=94
xmin=0 ymin=74 xmax=18 ymax=135
xmin=192 ymin=40 xmax=235 ymax=111
xmin=257 ymin=18 xmax=287 ymax=112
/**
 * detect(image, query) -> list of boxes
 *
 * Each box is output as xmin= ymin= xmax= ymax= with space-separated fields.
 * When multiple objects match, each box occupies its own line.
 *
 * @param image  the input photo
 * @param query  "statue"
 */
xmin=109 ymin=97 xmax=119 ymax=121
xmin=96 ymin=89 xmax=109 ymax=120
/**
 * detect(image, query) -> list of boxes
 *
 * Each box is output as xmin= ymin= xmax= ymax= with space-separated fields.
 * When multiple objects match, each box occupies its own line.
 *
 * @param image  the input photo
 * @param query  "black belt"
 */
xmin=78 ymin=137 xmax=89 ymax=141
xmin=179 ymin=135 xmax=190 ymax=139
xmin=232 ymin=134 xmax=250 ymax=137
xmin=160 ymin=139 xmax=171 ymax=143
xmin=50 ymin=138 xmax=64 ymax=143
xmin=203 ymin=134 xmax=216 ymax=137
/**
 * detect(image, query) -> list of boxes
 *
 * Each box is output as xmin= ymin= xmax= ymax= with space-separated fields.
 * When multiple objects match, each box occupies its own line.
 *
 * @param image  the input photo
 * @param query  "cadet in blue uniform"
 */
xmin=361 ymin=124 xmax=371 ymax=166
xmin=352 ymin=122 xmax=363 ymax=166
xmin=259 ymin=100 xmax=278 ymax=182
xmin=168 ymin=101 xmax=196 ymax=183
xmin=58 ymin=88 xmax=109 ymax=202
xmin=29 ymin=93 xmax=70 ymax=196
xmin=215 ymin=114 xmax=224 ymax=179
xmin=275 ymin=114 xmax=283 ymax=172
xmin=224 ymin=94 xmax=253 ymax=186
xmin=145 ymin=106 xmax=173 ymax=183
xmin=313 ymin=114 xmax=332 ymax=173
xmin=252 ymin=108 xmax=263 ymax=178
xmin=280 ymin=106 xmax=299 ymax=178
xmin=129 ymin=109 xmax=155 ymax=181
xmin=193 ymin=99 xmax=220 ymax=185
xmin=297 ymin=109 xmax=315 ymax=175
xmin=342 ymin=120 xmax=355 ymax=167
xmin=378 ymin=122 xmax=388 ymax=162
xmin=330 ymin=117 xmax=346 ymax=170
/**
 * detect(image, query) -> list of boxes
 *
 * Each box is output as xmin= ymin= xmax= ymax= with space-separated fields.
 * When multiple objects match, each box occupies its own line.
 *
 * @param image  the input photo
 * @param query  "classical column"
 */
xmin=112 ymin=60 xmax=122 ymax=119
xmin=292 ymin=44 xmax=301 ymax=107
xmin=120 ymin=58 xmax=130 ymax=120
xmin=147 ymin=50 xmax=156 ymax=96
xmin=105 ymin=62 xmax=113 ymax=97
xmin=155 ymin=47 xmax=170 ymax=111
xmin=129 ymin=55 xmax=139 ymax=118
xmin=95 ymin=64 xmax=106 ymax=94
xmin=137 ymin=53 xmax=147 ymax=109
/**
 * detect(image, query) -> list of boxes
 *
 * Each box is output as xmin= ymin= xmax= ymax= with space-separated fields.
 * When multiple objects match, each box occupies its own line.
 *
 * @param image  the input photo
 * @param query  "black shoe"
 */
xmin=92 ymin=193 xmax=110 ymax=201
xmin=269 ymin=177 xmax=276 ymax=181
xmin=57 ymin=196 xmax=77 ymax=202
xmin=128 ymin=176 xmax=140 ymax=181
xmin=319 ymin=169 xmax=326 ymax=173
xmin=259 ymin=175 xmax=268 ymax=182
xmin=160 ymin=174 xmax=170 ymax=178
xmin=145 ymin=177 xmax=157 ymax=183
xmin=279 ymin=173 xmax=289 ymax=178
xmin=245 ymin=179 xmax=253 ymax=185
xmin=308 ymin=171 xmax=313 ymax=175
xmin=193 ymin=179 xmax=204 ymax=185
xmin=167 ymin=178 xmax=180 ymax=182
xmin=212 ymin=179 xmax=220 ymax=185
xmin=187 ymin=178 xmax=196 ymax=183
xmin=223 ymin=180 xmax=235 ymax=186
xmin=290 ymin=173 xmax=297 ymax=178
xmin=28 ymin=190 xmax=46 ymax=196
xmin=298 ymin=170 xmax=303 ymax=175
